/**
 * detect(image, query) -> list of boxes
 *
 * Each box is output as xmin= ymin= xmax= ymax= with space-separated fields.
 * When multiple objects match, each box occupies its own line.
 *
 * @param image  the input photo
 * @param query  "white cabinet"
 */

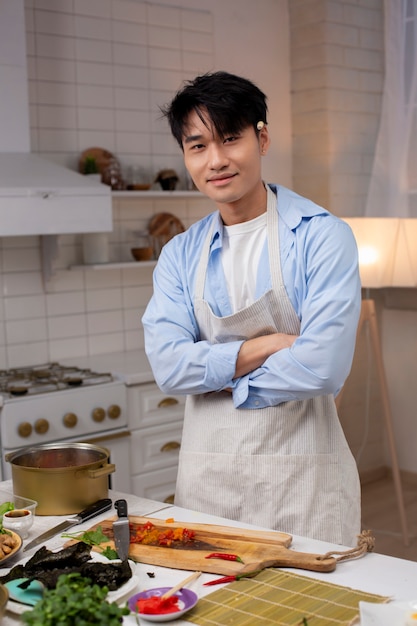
xmin=127 ymin=382 xmax=185 ymax=503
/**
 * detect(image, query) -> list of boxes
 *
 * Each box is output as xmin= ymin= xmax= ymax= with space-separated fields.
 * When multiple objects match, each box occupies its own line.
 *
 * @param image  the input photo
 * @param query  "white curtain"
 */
xmin=365 ymin=0 xmax=417 ymax=217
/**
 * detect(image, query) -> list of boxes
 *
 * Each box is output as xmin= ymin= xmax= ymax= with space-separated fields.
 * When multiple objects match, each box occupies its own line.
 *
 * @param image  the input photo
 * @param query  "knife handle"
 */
xmin=77 ymin=498 xmax=112 ymax=522
xmin=115 ymin=499 xmax=128 ymax=518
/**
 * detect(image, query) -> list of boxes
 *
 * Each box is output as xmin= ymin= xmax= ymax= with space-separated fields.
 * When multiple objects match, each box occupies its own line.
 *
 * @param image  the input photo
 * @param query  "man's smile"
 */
xmin=207 ymin=173 xmax=237 ymax=186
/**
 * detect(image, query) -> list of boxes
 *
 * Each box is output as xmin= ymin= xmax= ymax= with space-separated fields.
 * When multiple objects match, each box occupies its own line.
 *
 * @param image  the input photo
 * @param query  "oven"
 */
xmin=0 ymin=363 xmax=131 ymax=492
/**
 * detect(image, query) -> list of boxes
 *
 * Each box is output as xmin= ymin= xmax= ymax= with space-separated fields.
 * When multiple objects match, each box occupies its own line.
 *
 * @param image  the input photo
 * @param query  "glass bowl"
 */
xmin=0 ymin=490 xmax=37 ymax=538
xmin=0 ymin=490 xmax=37 ymax=516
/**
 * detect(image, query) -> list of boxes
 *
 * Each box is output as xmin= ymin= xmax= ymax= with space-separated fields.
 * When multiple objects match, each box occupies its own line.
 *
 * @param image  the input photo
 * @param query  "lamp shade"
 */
xmin=342 ymin=218 xmax=417 ymax=288
xmin=401 ymin=219 xmax=417 ymax=285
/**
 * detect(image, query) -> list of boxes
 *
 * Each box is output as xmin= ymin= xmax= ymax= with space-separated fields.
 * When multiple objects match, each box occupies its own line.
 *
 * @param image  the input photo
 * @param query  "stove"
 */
xmin=0 ymin=362 xmax=131 ymax=490
xmin=0 ymin=362 xmax=114 ymax=398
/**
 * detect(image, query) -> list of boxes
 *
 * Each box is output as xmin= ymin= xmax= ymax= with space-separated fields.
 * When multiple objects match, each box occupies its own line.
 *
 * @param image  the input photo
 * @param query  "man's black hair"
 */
xmin=161 ymin=71 xmax=268 ymax=149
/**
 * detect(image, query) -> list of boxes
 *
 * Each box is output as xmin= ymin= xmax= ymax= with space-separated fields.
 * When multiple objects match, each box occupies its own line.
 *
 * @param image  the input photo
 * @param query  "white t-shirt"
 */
xmin=221 ymin=212 xmax=267 ymax=312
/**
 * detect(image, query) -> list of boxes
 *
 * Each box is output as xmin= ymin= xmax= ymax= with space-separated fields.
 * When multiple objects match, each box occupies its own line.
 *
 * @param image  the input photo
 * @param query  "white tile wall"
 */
xmin=0 ymin=194 xmax=213 ymax=368
xmin=289 ymin=0 xmax=384 ymax=216
xmin=26 ymin=0 xmax=214 ymax=176
xmin=0 ymin=0 xmax=214 ymax=369
xmin=0 ymin=0 xmax=30 ymax=152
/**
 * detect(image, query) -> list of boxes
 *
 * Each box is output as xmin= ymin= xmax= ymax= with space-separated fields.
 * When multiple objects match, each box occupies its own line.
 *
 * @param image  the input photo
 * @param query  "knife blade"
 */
xmin=113 ymin=499 xmax=129 ymax=561
xmin=23 ymin=498 xmax=112 ymax=552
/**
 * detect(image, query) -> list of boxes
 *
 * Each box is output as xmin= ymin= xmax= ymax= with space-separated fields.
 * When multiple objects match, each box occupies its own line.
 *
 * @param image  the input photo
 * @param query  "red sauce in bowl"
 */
xmin=137 ymin=595 xmax=180 ymax=615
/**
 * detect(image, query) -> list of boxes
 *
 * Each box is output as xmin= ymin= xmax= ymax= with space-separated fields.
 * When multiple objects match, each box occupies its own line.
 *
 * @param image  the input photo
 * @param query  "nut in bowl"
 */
xmin=0 ymin=584 xmax=8 ymax=619
xmin=0 ymin=530 xmax=22 ymax=565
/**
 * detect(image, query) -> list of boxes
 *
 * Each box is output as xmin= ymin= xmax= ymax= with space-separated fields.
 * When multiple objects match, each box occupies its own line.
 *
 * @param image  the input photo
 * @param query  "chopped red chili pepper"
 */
xmin=205 ymin=552 xmax=244 ymax=563
xmin=129 ymin=521 xmax=195 ymax=547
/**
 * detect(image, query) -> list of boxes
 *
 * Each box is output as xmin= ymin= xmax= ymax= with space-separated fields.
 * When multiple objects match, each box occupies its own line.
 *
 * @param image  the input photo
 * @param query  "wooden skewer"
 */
xmin=161 ymin=571 xmax=202 ymax=600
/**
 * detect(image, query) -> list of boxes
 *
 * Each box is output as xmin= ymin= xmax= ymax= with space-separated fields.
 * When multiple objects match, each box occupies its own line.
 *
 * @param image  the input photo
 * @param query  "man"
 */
xmin=142 ymin=71 xmax=361 ymax=545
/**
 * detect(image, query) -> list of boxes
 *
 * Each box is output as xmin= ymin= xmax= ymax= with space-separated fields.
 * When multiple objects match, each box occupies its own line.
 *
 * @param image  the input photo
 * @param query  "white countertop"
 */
xmin=61 ymin=349 xmax=154 ymax=386
xmin=2 ymin=480 xmax=417 ymax=625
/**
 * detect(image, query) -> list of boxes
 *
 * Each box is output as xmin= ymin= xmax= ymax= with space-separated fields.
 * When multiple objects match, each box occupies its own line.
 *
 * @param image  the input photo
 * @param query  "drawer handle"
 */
xmin=164 ymin=494 xmax=175 ymax=504
xmin=160 ymin=441 xmax=181 ymax=452
xmin=158 ymin=397 xmax=179 ymax=408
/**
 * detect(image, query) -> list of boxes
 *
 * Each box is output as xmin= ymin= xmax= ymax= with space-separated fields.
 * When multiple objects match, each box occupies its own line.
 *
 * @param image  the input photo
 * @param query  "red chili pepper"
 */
xmin=205 ymin=552 xmax=244 ymax=563
xmin=203 ymin=570 xmax=262 ymax=586
xmin=203 ymin=575 xmax=238 ymax=586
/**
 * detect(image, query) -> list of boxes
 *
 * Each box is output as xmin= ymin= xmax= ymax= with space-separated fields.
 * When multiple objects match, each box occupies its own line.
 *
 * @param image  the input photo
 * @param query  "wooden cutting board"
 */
xmin=75 ymin=516 xmax=337 ymax=575
xmin=148 ymin=213 xmax=185 ymax=242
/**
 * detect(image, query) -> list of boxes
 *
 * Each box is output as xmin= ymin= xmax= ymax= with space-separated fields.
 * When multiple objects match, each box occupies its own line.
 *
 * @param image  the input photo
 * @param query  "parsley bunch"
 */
xmin=21 ymin=573 xmax=130 ymax=626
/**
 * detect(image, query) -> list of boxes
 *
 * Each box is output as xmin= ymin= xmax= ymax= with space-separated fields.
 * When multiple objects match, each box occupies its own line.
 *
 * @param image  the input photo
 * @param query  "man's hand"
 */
xmin=234 ymin=333 xmax=297 ymax=379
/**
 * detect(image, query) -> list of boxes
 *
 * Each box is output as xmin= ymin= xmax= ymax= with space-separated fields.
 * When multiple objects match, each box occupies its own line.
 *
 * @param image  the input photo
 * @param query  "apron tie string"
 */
xmin=318 ymin=529 xmax=375 ymax=562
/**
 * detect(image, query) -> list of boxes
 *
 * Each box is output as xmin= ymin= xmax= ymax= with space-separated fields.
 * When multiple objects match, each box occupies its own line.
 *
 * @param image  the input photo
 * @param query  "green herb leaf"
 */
xmin=101 ymin=546 xmax=119 ymax=560
xmin=0 ymin=501 xmax=15 ymax=533
xmin=0 ymin=502 xmax=14 ymax=517
xmin=61 ymin=525 xmax=109 ymax=546
xmin=61 ymin=526 xmax=120 ymax=559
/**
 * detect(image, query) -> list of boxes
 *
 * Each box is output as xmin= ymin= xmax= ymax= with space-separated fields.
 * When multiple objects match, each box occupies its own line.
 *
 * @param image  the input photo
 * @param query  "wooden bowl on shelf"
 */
xmin=131 ymin=247 xmax=154 ymax=262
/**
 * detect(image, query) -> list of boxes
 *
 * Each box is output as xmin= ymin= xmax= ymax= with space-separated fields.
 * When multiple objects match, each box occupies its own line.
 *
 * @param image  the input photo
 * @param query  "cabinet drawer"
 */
xmin=131 ymin=421 xmax=182 ymax=474
xmin=132 ymin=468 xmax=177 ymax=504
xmin=127 ymin=383 xmax=185 ymax=429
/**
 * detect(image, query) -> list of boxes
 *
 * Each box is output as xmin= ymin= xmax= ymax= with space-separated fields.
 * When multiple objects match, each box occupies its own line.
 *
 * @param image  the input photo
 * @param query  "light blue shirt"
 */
xmin=142 ymin=184 xmax=361 ymax=409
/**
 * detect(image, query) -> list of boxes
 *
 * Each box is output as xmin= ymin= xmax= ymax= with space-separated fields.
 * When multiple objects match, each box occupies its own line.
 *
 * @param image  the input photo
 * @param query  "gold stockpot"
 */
xmin=5 ymin=442 xmax=115 ymax=515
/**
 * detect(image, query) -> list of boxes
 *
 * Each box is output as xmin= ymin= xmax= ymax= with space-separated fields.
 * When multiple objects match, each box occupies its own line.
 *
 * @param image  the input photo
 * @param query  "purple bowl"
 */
xmin=128 ymin=587 xmax=198 ymax=622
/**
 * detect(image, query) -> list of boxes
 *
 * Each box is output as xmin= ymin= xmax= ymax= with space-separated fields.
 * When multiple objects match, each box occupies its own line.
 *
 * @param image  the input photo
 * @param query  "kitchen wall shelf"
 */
xmin=112 ymin=190 xmax=201 ymax=198
xmin=69 ymin=261 xmax=156 ymax=270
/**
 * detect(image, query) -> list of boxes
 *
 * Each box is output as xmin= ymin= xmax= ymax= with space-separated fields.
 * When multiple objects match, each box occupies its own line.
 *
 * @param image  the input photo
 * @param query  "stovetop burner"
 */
xmin=0 ymin=362 xmax=114 ymax=398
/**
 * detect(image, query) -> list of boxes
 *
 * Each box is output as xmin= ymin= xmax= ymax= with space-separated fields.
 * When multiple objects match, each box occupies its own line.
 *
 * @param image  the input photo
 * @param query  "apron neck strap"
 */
xmin=266 ymin=184 xmax=283 ymax=292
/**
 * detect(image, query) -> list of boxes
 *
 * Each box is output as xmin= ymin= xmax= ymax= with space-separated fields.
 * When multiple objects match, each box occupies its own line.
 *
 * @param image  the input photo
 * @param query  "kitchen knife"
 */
xmin=113 ymin=499 xmax=130 ymax=561
xmin=23 ymin=498 xmax=112 ymax=552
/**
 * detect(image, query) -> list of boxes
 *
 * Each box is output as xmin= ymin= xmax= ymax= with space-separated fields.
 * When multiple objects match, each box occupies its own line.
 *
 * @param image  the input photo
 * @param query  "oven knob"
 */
xmin=107 ymin=404 xmax=121 ymax=419
xmin=18 ymin=422 xmax=32 ymax=438
xmin=34 ymin=418 xmax=49 ymax=435
xmin=63 ymin=412 xmax=78 ymax=428
xmin=92 ymin=408 xmax=106 ymax=422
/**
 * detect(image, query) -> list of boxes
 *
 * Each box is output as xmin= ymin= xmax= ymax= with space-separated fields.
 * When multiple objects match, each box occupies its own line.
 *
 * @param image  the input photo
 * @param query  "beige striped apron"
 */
xmin=174 ymin=186 xmax=361 ymax=545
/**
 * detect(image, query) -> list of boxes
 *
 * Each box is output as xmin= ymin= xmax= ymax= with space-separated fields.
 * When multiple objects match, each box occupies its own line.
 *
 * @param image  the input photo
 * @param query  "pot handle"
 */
xmin=87 ymin=463 xmax=116 ymax=479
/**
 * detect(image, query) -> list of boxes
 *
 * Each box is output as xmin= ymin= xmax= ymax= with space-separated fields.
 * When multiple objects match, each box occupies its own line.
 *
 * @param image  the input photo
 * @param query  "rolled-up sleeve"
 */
xmin=142 ymin=221 xmax=244 ymax=395
xmin=232 ymin=217 xmax=361 ymax=408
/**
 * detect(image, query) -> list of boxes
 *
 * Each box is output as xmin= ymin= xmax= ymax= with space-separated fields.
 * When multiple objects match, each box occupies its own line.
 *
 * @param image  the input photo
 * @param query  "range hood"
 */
xmin=0 ymin=0 xmax=112 ymax=237
xmin=0 ymin=153 xmax=112 ymax=236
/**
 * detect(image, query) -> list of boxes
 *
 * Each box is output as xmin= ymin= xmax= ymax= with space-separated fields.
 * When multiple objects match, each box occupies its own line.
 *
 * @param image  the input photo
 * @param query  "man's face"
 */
xmin=181 ymin=109 xmax=269 ymax=211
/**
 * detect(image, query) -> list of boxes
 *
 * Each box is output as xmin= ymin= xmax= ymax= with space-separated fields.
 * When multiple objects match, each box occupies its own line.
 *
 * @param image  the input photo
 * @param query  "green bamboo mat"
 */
xmin=184 ymin=569 xmax=390 ymax=625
